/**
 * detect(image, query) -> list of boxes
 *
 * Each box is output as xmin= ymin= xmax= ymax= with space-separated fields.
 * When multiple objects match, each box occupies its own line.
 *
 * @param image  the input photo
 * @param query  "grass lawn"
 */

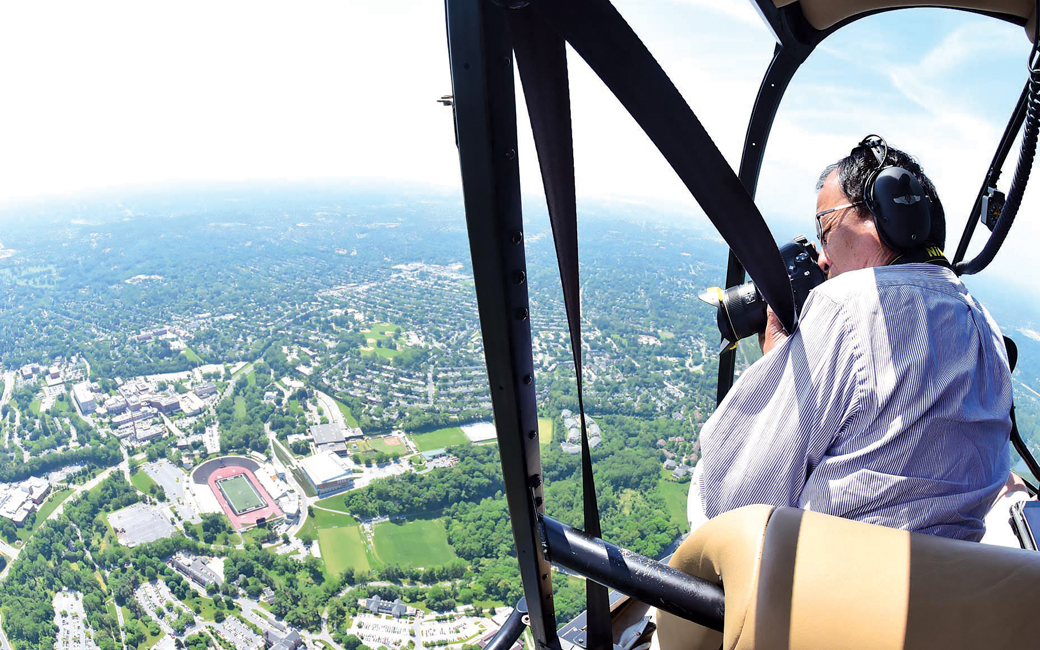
xmin=291 ymin=468 xmax=317 ymax=498
xmin=272 ymin=441 xmax=294 ymax=467
xmin=130 ymin=470 xmax=159 ymax=495
xmin=246 ymin=370 xmax=257 ymax=387
xmin=296 ymin=507 xmax=356 ymax=541
xmin=362 ymin=345 xmax=402 ymax=360
xmin=29 ymin=399 xmax=41 ymax=415
xmin=52 ymin=398 xmax=70 ymax=413
xmin=360 ymin=324 xmax=404 ymax=359
xmin=363 ymin=323 xmax=399 ymax=338
xmin=234 ymin=396 xmax=247 ymax=420
xmin=35 ymin=488 xmax=74 ymax=522
xmin=368 ymin=436 xmax=405 ymax=457
xmin=288 ymin=399 xmax=303 ymax=415
xmin=122 ymin=604 xmax=162 ymax=649
xmin=182 ymin=347 xmax=204 ymax=364
xmin=411 ymin=427 xmax=467 ymax=452
xmin=332 ymin=397 xmax=359 ymax=427
xmin=318 ymin=525 xmax=371 ymax=575
xmin=243 ymin=526 xmax=276 ymax=545
xmin=657 ymin=469 xmax=689 ymax=530
xmin=17 ymin=488 xmax=75 ymax=541
xmin=372 ymin=518 xmax=457 ymax=568
xmin=184 ymin=593 xmax=219 ymax=622
xmin=538 ymin=418 xmax=553 ymax=447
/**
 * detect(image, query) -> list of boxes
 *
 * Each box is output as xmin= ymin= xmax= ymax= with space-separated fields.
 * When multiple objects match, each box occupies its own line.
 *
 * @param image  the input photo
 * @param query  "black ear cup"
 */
xmin=858 ymin=136 xmax=933 ymax=253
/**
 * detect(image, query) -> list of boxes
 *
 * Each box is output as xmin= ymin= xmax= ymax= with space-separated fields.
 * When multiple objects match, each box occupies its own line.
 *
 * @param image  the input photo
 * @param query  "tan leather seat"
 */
xmin=656 ymin=505 xmax=1040 ymax=650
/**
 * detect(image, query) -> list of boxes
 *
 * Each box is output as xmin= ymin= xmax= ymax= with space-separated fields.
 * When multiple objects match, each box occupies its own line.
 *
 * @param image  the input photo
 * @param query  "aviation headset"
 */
xmin=856 ymin=135 xmax=934 ymax=253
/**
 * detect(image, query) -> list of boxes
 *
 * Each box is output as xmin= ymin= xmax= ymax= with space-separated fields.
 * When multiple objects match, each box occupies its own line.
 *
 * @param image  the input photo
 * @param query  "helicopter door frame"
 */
xmin=445 ymin=0 xmax=558 ymax=646
xmin=717 ymin=0 xmax=1028 ymax=400
xmin=445 ymin=0 xmax=1030 ymax=645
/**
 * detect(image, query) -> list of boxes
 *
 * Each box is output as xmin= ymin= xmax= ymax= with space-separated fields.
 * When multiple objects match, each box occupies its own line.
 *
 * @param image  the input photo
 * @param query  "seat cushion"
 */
xmin=658 ymin=505 xmax=1040 ymax=650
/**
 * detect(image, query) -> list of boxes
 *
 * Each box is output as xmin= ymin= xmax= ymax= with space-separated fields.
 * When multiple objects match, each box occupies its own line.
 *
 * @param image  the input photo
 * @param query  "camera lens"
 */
xmin=717 ymin=283 xmax=766 ymax=344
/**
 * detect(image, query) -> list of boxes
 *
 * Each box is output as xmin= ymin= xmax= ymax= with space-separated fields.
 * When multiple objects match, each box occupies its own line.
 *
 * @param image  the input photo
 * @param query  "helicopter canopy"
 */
xmin=771 ymin=0 xmax=1036 ymax=36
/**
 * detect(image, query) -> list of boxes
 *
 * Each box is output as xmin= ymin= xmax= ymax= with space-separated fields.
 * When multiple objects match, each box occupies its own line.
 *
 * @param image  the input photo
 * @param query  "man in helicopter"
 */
xmin=688 ymin=137 xmax=1013 ymax=542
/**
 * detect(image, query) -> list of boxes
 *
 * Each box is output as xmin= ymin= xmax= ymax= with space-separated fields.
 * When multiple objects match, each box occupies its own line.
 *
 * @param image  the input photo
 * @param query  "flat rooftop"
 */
xmin=299 ymin=452 xmax=353 ymax=486
xmin=309 ymin=423 xmax=345 ymax=445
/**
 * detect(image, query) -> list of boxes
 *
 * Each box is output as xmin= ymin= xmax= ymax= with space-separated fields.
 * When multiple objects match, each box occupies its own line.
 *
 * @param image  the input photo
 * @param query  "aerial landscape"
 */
xmin=0 ymin=186 xmax=754 ymax=650
xmin=1 ymin=183 xmax=1039 ymax=650
xmin=1 ymin=0 xmax=1039 ymax=649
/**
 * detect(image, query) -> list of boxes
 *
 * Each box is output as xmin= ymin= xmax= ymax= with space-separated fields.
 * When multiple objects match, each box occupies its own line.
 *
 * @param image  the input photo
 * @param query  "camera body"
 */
xmin=709 ymin=236 xmax=826 ymax=347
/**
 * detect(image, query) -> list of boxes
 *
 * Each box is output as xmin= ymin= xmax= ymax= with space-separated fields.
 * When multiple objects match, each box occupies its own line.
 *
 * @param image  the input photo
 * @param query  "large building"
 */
xmin=170 ymin=553 xmax=222 ymax=587
xmin=145 ymin=395 xmax=181 ymax=414
xmin=179 ymin=393 xmax=205 ymax=416
xmin=0 ymin=477 xmax=52 ymax=526
xmin=298 ymin=452 xmax=354 ymax=496
xmin=361 ymin=596 xmax=414 ymax=618
xmin=308 ymin=424 xmax=346 ymax=455
xmin=72 ymin=383 xmax=96 ymax=414
xmin=194 ymin=382 xmax=218 ymax=398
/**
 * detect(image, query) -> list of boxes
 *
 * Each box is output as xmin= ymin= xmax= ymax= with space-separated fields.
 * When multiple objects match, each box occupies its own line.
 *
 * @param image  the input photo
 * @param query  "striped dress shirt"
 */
xmin=693 ymin=263 xmax=1012 ymax=541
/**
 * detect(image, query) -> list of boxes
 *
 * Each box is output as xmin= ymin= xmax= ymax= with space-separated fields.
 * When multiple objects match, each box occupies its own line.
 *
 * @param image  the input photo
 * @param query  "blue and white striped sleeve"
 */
xmin=695 ymin=291 xmax=866 ymax=519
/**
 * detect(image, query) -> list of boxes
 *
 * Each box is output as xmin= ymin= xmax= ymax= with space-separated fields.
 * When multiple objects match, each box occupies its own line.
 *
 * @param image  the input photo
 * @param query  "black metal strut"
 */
xmin=445 ymin=1 xmax=558 ymax=647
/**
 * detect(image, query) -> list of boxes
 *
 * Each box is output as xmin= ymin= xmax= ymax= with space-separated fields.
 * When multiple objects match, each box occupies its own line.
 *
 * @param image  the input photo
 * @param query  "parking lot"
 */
xmin=351 ymin=614 xmax=415 ymax=648
xmin=108 ymin=503 xmax=177 ymax=546
xmin=53 ymin=590 xmax=101 ymax=650
xmin=144 ymin=459 xmax=200 ymax=524
xmin=134 ymin=580 xmax=199 ymax=636
xmin=215 ymin=616 xmax=263 ymax=650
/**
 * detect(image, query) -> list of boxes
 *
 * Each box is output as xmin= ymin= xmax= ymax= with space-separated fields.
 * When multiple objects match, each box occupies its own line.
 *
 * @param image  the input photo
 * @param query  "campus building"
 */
xmin=72 ymin=382 xmax=96 ymax=414
xmin=194 ymin=382 xmax=218 ymax=398
xmin=264 ymin=630 xmax=303 ymax=650
xmin=0 ymin=477 xmax=51 ymax=526
xmin=298 ymin=452 xmax=354 ymax=496
xmin=361 ymin=596 xmax=415 ymax=619
xmin=179 ymin=393 xmax=205 ymax=416
xmin=308 ymin=424 xmax=347 ymax=455
xmin=170 ymin=553 xmax=222 ymax=587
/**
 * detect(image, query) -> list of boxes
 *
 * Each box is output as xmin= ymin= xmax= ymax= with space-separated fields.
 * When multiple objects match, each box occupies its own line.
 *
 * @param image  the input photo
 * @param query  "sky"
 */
xmin=0 ymin=0 xmax=1037 ymax=286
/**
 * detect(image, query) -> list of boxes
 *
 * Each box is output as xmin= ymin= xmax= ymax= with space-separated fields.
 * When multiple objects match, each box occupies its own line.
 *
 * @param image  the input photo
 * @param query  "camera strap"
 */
xmin=504 ymin=0 xmax=798 ymax=334
xmin=503 ymin=1 xmax=801 ymax=645
xmin=889 ymin=245 xmax=951 ymax=269
xmin=505 ymin=11 xmax=611 ymax=650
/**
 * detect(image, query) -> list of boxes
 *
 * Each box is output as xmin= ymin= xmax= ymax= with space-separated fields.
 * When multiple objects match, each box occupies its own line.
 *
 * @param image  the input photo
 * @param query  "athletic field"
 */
xmin=373 ymin=518 xmax=458 ymax=568
xmin=318 ymin=523 xmax=371 ymax=575
xmin=216 ymin=474 xmax=266 ymax=515
xmin=202 ymin=462 xmax=283 ymax=531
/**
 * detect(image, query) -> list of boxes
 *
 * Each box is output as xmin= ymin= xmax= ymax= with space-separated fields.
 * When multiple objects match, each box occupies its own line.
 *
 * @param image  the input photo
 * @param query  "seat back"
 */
xmin=657 ymin=505 xmax=1040 ymax=650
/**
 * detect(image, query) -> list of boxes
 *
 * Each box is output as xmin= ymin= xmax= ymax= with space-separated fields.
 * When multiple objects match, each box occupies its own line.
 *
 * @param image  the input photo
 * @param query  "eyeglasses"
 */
xmin=815 ymin=201 xmax=864 ymax=244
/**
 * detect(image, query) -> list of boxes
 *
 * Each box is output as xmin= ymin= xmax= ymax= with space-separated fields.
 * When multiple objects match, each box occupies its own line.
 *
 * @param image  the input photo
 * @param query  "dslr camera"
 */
xmin=700 ymin=236 xmax=826 ymax=350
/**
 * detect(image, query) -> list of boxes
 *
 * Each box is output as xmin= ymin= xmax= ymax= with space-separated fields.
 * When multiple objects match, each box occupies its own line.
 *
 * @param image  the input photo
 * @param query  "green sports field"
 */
xmin=318 ymin=525 xmax=371 ymax=575
xmin=411 ymin=427 xmax=467 ymax=452
xmin=217 ymin=474 xmax=266 ymax=514
xmin=538 ymin=418 xmax=553 ymax=447
xmin=657 ymin=469 xmax=689 ymax=529
xmin=368 ymin=436 xmax=406 ymax=457
xmin=373 ymin=518 xmax=458 ymax=568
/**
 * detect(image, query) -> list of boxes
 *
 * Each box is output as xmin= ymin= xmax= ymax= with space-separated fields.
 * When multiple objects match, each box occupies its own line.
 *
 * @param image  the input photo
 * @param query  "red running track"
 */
xmin=206 ymin=465 xmax=283 ymax=531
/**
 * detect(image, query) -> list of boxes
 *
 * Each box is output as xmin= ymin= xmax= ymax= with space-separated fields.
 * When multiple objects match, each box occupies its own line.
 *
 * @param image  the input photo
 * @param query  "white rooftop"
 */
xmin=299 ymin=452 xmax=352 ymax=486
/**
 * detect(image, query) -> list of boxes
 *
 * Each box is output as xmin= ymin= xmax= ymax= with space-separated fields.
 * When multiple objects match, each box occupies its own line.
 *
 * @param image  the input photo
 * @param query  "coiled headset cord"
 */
xmin=956 ymin=1 xmax=1040 ymax=276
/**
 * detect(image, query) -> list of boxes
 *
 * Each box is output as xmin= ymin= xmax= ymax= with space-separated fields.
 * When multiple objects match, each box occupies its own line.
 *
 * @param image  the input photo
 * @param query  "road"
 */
xmin=161 ymin=412 xmax=185 ymax=438
xmin=0 ymin=372 xmax=14 ymax=408
xmin=314 ymin=390 xmax=347 ymax=431
xmin=266 ymin=425 xmax=310 ymax=539
xmin=0 ymin=612 xmax=12 ymax=650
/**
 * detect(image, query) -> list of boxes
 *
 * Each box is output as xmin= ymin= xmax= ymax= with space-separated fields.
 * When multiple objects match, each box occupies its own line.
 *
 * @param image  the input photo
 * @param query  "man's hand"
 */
xmin=758 ymin=306 xmax=789 ymax=355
